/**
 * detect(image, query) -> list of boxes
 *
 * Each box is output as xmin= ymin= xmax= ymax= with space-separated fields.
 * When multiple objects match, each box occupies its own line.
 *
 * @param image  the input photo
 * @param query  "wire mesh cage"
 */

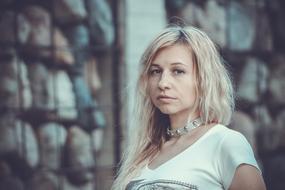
xmin=165 ymin=0 xmax=285 ymax=189
xmin=0 ymin=0 xmax=118 ymax=189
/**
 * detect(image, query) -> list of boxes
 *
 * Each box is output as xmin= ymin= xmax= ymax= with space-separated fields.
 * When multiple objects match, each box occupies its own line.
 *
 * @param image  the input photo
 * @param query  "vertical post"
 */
xmin=111 ymin=0 xmax=124 ymax=168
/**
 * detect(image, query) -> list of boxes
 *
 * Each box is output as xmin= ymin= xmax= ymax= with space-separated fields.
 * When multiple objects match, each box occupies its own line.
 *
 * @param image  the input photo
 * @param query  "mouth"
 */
xmin=157 ymin=95 xmax=176 ymax=100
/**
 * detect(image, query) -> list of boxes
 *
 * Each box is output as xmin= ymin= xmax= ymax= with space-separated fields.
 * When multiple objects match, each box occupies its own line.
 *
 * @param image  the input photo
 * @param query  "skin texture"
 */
xmin=148 ymin=44 xmax=198 ymax=129
xmin=147 ymin=44 xmax=267 ymax=190
xmin=229 ymin=164 xmax=266 ymax=190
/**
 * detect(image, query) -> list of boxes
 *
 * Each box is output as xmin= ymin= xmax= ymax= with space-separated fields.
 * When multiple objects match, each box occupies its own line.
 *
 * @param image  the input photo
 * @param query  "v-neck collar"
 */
xmin=146 ymin=124 xmax=223 ymax=171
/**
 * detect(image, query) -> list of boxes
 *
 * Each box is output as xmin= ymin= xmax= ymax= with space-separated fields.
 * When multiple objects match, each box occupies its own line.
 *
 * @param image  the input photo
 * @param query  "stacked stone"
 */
xmin=0 ymin=0 xmax=114 ymax=189
xmin=165 ymin=0 xmax=285 ymax=189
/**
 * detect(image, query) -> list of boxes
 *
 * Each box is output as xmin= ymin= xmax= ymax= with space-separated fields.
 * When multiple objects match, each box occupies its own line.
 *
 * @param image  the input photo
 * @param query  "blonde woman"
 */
xmin=112 ymin=26 xmax=266 ymax=190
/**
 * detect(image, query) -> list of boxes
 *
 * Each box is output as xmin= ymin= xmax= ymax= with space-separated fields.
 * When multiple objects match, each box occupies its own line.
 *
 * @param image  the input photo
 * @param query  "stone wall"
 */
xmin=0 ymin=0 xmax=115 ymax=189
xmin=165 ymin=0 xmax=285 ymax=189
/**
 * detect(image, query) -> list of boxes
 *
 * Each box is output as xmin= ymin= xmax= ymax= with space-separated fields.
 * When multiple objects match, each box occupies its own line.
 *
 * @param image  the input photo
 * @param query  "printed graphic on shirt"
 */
xmin=126 ymin=179 xmax=199 ymax=190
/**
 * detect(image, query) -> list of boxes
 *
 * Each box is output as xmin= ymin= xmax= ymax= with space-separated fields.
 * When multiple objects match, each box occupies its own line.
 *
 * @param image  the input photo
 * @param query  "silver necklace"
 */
xmin=166 ymin=117 xmax=203 ymax=137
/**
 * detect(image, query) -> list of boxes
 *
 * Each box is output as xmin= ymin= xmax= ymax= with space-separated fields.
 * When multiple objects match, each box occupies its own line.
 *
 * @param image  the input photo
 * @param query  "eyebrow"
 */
xmin=150 ymin=62 xmax=188 ymax=67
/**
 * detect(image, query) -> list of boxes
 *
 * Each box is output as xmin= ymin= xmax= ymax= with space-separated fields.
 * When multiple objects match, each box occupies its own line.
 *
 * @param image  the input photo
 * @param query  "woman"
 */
xmin=112 ymin=25 xmax=266 ymax=190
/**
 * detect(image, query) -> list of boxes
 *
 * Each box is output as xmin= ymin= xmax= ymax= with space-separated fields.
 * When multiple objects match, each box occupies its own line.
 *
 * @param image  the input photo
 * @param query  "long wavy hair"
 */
xmin=112 ymin=25 xmax=234 ymax=190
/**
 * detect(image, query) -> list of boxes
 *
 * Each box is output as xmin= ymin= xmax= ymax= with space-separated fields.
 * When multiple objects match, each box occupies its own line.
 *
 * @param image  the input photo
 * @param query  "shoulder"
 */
xmin=214 ymin=125 xmax=261 ymax=189
xmin=213 ymin=124 xmax=258 ymax=169
xmin=213 ymin=124 xmax=249 ymax=148
xmin=219 ymin=125 xmax=251 ymax=152
xmin=205 ymin=124 xmax=247 ymax=145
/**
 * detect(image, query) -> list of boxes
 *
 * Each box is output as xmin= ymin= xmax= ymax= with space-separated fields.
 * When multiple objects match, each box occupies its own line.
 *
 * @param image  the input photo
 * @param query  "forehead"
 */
xmin=151 ymin=44 xmax=194 ymax=67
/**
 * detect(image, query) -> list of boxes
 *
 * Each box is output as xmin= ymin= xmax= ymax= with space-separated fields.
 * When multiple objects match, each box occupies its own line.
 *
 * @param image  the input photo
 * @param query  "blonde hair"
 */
xmin=112 ymin=25 xmax=234 ymax=190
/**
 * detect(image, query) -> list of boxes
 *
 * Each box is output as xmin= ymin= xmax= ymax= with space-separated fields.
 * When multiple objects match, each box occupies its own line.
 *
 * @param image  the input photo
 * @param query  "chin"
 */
xmin=157 ymin=107 xmax=177 ymax=115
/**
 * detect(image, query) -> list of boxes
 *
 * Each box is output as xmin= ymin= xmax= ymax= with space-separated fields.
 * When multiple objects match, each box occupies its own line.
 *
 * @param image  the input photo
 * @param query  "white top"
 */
xmin=126 ymin=124 xmax=261 ymax=190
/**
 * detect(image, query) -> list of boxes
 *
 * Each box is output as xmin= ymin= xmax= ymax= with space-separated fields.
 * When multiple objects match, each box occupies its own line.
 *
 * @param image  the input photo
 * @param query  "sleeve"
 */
xmin=217 ymin=130 xmax=261 ymax=190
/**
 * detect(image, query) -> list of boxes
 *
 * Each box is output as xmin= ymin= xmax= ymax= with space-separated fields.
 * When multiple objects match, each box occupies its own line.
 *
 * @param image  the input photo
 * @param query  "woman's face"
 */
xmin=147 ymin=44 xmax=197 ymax=117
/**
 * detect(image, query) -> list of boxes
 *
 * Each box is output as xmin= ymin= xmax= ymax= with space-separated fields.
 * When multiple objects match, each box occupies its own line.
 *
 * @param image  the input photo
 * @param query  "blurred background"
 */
xmin=0 ymin=0 xmax=284 ymax=189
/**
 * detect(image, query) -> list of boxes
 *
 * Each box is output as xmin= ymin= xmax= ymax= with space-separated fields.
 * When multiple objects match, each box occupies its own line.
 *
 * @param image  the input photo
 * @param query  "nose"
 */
xmin=158 ymin=72 xmax=171 ymax=90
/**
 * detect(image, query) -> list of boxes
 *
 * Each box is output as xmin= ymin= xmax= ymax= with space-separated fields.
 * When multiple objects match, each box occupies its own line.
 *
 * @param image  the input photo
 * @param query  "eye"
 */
xmin=149 ymin=68 xmax=161 ymax=76
xmin=173 ymin=69 xmax=185 ymax=75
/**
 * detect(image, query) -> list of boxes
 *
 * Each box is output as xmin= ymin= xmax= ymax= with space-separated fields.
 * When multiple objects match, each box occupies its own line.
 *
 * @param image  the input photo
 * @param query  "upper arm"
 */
xmin=229 ymin=164 xmax=266 ymax=190
xmin=218 ymin=130 xmax=263 ymax=189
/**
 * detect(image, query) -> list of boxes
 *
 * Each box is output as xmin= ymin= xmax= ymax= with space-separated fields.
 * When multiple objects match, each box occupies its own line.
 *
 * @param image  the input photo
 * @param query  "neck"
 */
xmin=169 ymin=109 xmax=199 ymax=130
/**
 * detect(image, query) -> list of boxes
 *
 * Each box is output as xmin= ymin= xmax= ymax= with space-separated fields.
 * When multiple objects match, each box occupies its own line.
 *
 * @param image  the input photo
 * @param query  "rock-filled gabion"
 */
xmin=165 ymin=1 xmax=285 ymax=189
xmin=0 ymin=0 xmax=112 ymax=189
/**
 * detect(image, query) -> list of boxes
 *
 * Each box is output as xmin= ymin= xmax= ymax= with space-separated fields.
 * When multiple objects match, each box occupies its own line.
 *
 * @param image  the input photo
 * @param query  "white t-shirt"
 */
xmin=126 ymin=124 xmax=261 ymax=190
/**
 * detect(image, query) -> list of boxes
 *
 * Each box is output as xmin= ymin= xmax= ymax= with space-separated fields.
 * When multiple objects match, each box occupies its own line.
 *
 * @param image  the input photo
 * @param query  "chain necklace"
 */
xmin=166 ymin=117 xmax=203 ymax=137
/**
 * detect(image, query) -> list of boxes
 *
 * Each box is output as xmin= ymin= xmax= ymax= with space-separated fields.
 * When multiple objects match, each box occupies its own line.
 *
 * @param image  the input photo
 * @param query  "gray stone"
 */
xmin=37 ymin=123 xmax=67 ymax=170
xmin=17 ymin=61 xmax=32 ymax=109
xmin=253 ymin=105 xmax=272 ymax=128
xmin=258 ymin=107 xmax=285 ymax=152
xmin=0 ymin=115 xmax=39 ymax=168
xmin=237 ymin=57 xmax=268 ymax=103
xmin=91 ymin=128 xmax=104 ymax=153
xmin=65 ymin=126 xmax=94 ymax=185
xmin=0 ymin=57 xmax=32 ymax=109
xmin=268 ymin=55 xmax=285 ymax=104
xmin=87 ymin=0 xmax=114 ymax=46
xmin=63 ymin=25 xmax=89 ymax=48
xmin=26 ymin=62 xmax=49 ymax=109
xmin=276 ymin=110 xmax=285 ymax=130
xmin=54 ymin=0 xmax=87 ymax=24
xmin=46 ymin=69 xmax=77 ymax=119
xmin=62 ymin=176 xmax=94 ymax=190
xmin=27 ymin=170 xmax=58 ymax=190
xmin=253 ymin=8 xmax=273 ymax=51
xmin=52 ymin=28 xmax=75 ymax=65
xmin=63 ymin=25 xmax=90 ymax=74
xmin=15 ymin=121 xmax=39 ymax=168
xmin=259 ymin=128 xmax=281 ymax=152
xmin=22 ymin=6 xmax=52 ymax=58
xmin=267 ymin=0 xmax=285 ymax=50
xmin=0 ymin=11 xmax=31 ymax=44
xmin=228 ymin=1 xmax=255 ymax=50
xmin=83 ymin=57 xmax=102 ymax=96
xmin=275 ymin=110 xmax=285 ymax=148
xmin=70 ymin=75 xmax=106 ymax=131
xmin=181 ymin=0 xmax=226 ymax=48
xmin=165 ymin=0 xmax=188 ymax=14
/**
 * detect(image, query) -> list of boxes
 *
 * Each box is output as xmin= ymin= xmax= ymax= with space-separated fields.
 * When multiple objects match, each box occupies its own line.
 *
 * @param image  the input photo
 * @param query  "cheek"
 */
xmin=147 ymin=78 xmax=157 ymax=90
xmin=146 ymin=81 xmax=156 ymax=100
xmin=149 ymin=88 xmax=157 ymax=103
xmin=181 ymin=83 xmax=197 ymax=100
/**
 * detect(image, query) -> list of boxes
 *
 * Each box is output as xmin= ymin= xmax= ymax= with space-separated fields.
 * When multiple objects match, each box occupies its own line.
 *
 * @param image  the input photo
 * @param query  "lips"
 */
xmin=157 ymin=95 xmax=176 ymax=102
xmin=157 ymin=95 xmax=175 ymax=99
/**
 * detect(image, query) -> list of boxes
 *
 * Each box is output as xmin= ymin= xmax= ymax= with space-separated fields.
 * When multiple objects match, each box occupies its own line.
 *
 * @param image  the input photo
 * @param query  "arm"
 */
xmin=229 ymin=164 xmax=266 ymax=190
